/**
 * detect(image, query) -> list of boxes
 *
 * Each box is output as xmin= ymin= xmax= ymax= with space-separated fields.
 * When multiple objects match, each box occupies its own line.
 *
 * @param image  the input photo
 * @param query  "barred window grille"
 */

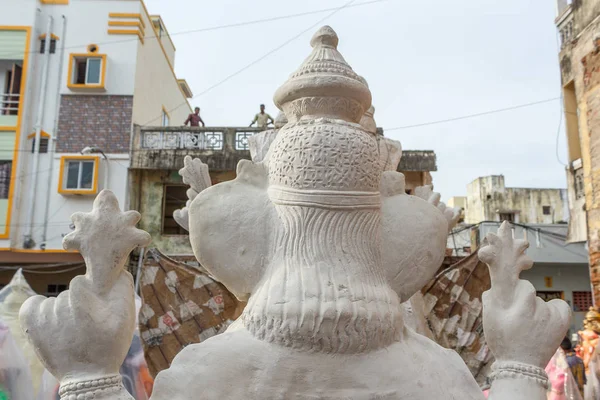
xmin=573 ymin=291 xmax=593 ymax=312
xmin=0 ymin=161 xmax=12 ymax=199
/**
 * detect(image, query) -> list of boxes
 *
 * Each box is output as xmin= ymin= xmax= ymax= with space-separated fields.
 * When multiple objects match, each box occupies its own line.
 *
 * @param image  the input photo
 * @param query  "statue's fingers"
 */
xmin=19 ymin=294 xmax=46 ymax=336
xmin=547 ymin=299 xmax=571 ymax=334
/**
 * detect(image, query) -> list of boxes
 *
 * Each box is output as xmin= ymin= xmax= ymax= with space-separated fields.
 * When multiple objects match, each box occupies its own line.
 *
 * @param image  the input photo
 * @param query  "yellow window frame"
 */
xmin=58 ymin=155 xmax=99 ymax=195
xmin=67 ymin=53 xmax=107 ymax=90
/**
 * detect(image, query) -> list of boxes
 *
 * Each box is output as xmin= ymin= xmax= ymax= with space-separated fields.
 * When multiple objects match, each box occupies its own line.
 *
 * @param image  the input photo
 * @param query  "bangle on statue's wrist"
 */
xmin=59 ymin=374 xmax=123 ymax=399
xmin=489 ymin=361 xmax=548 ymax=389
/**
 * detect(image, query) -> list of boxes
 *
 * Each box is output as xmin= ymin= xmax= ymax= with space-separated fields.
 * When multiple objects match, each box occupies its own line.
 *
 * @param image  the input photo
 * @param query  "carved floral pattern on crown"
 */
xmin=268 ymin=26 xmax=379 ymax=198
xmin=268 ymin=119 xmax=379 ymax=192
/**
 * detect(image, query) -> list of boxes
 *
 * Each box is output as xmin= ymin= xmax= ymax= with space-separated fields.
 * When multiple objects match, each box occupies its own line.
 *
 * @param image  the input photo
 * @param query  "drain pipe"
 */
xmin=134 ymin=247 xmax=146 ymax=294
xmin=41 ymin=15 xmax=66 ymax=249
xmin=24 ymin=15 xmax=53 ymax=249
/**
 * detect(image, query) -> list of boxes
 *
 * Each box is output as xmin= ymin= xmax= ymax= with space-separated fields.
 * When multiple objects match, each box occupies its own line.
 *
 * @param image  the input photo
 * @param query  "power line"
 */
xmin=385 ymin=97 xmax=561 ymax=131
xmin=6 ymin=0 xmax=391 ymax=59
xmin=143 ymin=1 xmax=360 ymax=124
xmin=141 ymin=0 xmax=359 ymax=125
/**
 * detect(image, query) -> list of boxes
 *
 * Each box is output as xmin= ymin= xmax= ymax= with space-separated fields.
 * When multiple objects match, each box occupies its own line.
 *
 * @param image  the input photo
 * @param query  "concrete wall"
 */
xmin=132 ymin=9 xmax=190 ymax=127
xmin=521 ymin=263 xmax=590 ymax=334
xmin=403 ymin=171 xmax=432 ymax=194
xmin=132 ymin=168 xmax=236 ymax=255
xmin=558 ymin=2 xmax=600 ymax=303
xmin=465 ymin=175 xmax=568 ymax=224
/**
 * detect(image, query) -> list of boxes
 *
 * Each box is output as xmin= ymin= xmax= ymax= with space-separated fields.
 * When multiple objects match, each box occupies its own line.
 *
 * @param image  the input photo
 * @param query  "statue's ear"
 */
xmin=380 ymin=171 xmax=448 ymax=302
xmin=189 ymin=160 xmax=279 ymax=301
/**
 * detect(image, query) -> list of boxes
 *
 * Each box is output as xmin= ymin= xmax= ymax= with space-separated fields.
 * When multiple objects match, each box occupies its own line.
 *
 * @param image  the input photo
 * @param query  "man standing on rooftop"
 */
xmin=184 ymin=107 xmax=205 ymax=127
xmin=249 ymin=104 xmax=274 ymax=129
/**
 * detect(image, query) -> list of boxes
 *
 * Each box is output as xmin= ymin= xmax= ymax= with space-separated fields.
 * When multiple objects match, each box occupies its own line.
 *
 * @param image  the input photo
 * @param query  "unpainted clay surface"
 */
xmin=19 ymin=26 xmax=570 ymax=400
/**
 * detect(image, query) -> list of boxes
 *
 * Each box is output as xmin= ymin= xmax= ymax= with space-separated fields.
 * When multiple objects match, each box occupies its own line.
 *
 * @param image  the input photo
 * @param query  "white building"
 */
xmin=0 ymin=0 xmax=192 ymax=291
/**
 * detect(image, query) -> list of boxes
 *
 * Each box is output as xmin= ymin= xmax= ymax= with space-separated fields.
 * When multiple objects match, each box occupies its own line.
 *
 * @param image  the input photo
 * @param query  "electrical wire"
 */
xmin=141 ymin=0 xmax=359 ymax=125
xmin=385 ymin=97 xmax=561 ymax=131
xmin=4 ymin=0 xmax=391 ymax=59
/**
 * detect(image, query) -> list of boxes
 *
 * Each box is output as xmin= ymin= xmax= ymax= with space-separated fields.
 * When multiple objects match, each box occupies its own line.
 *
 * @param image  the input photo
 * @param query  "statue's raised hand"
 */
xmin=480 ymin=222 xmax=570 ymax=369
xmin=19 ymin=191 xmax=150 ymax=398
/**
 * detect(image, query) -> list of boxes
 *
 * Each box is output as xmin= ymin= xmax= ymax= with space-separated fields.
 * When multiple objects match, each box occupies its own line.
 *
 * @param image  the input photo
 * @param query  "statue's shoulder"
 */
xmin=151 ymin=328 xmax=484 ymax=400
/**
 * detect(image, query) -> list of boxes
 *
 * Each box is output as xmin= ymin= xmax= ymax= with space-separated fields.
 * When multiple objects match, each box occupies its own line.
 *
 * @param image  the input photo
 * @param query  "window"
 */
xmin=153 ymin=19 xmax=164 ymax=38
xmin=573 ymin=291 xmax=593 ymax=312
xmin=536 ymin=291 xmax=563 ymax=302
xmin=58 ymin=156 xmax=98 ymax=195
xmin=31 ymin=137 xmax=49 ymax=153
xmin=161 ymin=107 xmax=169 ymax=127
xmin=575 ymin=167 xmax=585 ymax=200
xmin=499 ymin=212 xmax=514 ymax=222
xmin=0 ymin=161 xmax=11 ymax=199
xmin=162 ymin=185 xmax=187 ymax=235
xmin=67 ymin=53 xmax=106 ymax=89
xmin=39 ymin=38 xmax=56 ymax=54
xmin=542 ymin=206 xmax=551 ymax=215
xmin=46 ymin=284 xmax=68 ymax=297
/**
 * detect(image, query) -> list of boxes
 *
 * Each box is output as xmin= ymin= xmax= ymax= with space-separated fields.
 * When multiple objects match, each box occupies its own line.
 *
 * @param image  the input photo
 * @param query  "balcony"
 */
xmin=0 ymin=93 xmax=19 ymax=127
xmin=131 ymin=125 xmax=263 ymax=170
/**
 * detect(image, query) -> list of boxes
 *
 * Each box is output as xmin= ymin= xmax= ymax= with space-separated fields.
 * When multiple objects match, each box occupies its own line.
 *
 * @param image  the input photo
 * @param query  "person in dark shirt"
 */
xmin=184 ymin=107 xmax=205 ymax=127
xmin=561 ymin=337 xmax=586 ymax=396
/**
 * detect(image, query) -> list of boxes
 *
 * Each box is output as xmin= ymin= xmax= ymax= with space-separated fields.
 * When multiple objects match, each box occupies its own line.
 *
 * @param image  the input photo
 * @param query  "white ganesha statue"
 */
xmin=19 ymin=26 xmax=570 ymax=400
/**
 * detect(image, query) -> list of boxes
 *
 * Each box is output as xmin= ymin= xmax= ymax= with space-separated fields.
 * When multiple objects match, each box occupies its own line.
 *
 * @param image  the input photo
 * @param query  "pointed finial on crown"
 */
xmin=273 ymin=26 xmax=371 ymax=124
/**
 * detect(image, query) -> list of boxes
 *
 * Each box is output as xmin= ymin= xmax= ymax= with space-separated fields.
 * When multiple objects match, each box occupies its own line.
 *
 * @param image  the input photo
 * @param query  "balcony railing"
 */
xmin=0 ymin=93 xmax=20 ymax=127
xmin=140 ymin=127 xmax=261 ymax=151
xmin=0 ymin=93 xmax=20 ymax=113
xmin=132 ymin=125 xmax=264 ymax=170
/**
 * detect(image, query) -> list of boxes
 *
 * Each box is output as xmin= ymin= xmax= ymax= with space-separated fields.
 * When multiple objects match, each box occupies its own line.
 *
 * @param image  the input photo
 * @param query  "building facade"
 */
xmin=556 ymin=0 xmax=600 ymax=304
xmin=461 ymin=175 xmax=568 ymax=225
xmin=0 ymin=0 xmax=191 ymax=291
xmin=130 ymin=124 xmax=440 ymax=257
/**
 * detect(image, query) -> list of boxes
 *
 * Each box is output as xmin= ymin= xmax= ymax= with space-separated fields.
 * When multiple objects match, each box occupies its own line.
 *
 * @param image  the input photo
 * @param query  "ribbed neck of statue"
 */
xmin=273 ymin=26 xmax=371 ymax=124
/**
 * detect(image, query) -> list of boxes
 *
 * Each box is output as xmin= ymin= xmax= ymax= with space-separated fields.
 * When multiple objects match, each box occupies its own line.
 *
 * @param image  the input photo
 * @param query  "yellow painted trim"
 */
xmin=177 ymin=79 xmax=193 ymax=98
xmin=107 ymin=29 xmax=144 ymax=44
xmin=26 ymin=130 xmax=51 ymax=139
xmin=149 ymin=14 xmax=176 ymax=51
xmin=38 ymin=33 xmax=60 ymax=40
xmin=0 ymin=26 xmax=31 ymax=240
xmin=40 ymin=0 xmax=69 ymax=4
xmin=66 ymin=53 xmax=107 ymax=90
xmin=161 ymin=105 xmax=170 ymax=118
xmin=57 ymin=155 xmax=99 ymax=195
xmin=109 ymin=13 xmax=146 ymax=29
xmin=108 ymin=21 xmax=145 ymax=36
xmin=9 ymin=249 xmax=79 ymax=253
xmin=0 ymin=127 xmax=16 ymax=131
xmin=140 ymin=1 xmax=192 ymax=113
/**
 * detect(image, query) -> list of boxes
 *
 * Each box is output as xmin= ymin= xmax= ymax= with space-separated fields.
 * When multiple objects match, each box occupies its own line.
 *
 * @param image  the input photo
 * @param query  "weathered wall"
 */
xmin=465 ymin=176 xmax=568 ymax=224
xmin=559 ymin=2 xmax=600 ymax=302
xmin=0 ymin=266 xmax=83 ymax=295
xmin=403 ymin=171 xmax=432 ymax=194
xmin=132 ymin=168 xmax=237 ymax=255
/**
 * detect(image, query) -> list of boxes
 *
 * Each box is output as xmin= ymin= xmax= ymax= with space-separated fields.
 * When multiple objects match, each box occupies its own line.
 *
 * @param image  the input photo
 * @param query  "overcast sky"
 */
xmin=145 ymin=0 xmax=566 ymax=199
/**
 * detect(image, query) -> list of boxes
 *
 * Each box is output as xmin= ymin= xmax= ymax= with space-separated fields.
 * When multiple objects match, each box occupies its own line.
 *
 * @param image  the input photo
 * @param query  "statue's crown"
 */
xmin=273 ymin=26 xmax=372 ymax=123
xmin=267 ymin=26 xmax=380 ymax=206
